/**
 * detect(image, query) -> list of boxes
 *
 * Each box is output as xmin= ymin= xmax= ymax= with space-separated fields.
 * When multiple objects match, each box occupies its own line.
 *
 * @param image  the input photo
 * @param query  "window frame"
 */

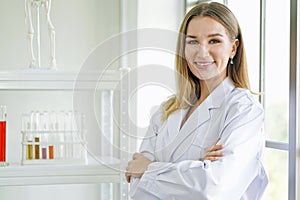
xmin=287 ymin=0 xmax=298 ymax=199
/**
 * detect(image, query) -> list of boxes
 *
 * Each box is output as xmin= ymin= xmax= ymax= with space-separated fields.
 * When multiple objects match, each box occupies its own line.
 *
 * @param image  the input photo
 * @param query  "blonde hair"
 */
xmin=162 ymin=2 xmax=250 ymax=121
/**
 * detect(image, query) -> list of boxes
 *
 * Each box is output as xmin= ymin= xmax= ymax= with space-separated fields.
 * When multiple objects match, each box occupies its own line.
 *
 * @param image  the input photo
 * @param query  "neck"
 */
xmin=198 ymin=75 xmax=226 ymax=103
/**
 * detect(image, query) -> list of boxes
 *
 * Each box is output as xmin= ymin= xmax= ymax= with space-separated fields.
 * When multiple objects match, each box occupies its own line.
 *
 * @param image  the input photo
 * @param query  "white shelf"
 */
xmin=0 ymin=69 xmax=121 ymax=90
xmin=0 ymin=156 xmax=121 ymax=186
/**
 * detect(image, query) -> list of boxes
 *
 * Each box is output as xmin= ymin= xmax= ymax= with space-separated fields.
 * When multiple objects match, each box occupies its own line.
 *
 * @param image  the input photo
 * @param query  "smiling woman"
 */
xmin=126 ymin=2 xmax=268 ymax=200
xmin=162 ymin=1 xmax=250 ymax=121
xmin=184 ymin=16 xmax=239 ymax=89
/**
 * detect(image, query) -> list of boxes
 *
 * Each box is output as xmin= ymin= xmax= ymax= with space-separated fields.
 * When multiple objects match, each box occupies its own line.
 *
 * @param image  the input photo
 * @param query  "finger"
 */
xmin=132 ymin=152 xmax=141 ymax=160
xmin=206 ymin=156 xmax=219 ymax=161
xmin=207 ymin=151 xmax=224 ymax=157
xmin=210 ymin=144 xmax=224 ymax=151
xmin=125 ymin=170 xmax=131 ymax=182
xmin=125 ymin=174 xmax=131 ymax=183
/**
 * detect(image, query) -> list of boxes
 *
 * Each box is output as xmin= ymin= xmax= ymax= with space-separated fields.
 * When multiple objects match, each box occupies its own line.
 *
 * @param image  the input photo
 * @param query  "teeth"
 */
xmin=194 ymin=61 xmax=213 ymax=66
xmin=200 ymin=63 xmax=209 ymax=66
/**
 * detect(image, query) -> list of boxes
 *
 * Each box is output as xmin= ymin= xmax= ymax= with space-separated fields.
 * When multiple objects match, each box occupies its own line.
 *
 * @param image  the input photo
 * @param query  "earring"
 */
xmin=230 ymin=58 xmax=234 ymax=65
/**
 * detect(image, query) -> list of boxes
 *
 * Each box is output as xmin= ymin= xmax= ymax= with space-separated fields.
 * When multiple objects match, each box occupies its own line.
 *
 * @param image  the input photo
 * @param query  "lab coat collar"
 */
xmin=209 ymin=77 xmax=235 ymax=109
xmin=165 ymin=77 xmax=235 ymax=162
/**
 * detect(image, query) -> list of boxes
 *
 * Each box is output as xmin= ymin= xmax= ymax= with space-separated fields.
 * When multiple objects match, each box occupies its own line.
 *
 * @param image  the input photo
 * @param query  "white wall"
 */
xmin=135 ymin=0 xmax=185 ymax=143
xmin=137 ymin=0 xmax=185 ymax=30
xmin=0 ymin=0 xmax=120 ymax=70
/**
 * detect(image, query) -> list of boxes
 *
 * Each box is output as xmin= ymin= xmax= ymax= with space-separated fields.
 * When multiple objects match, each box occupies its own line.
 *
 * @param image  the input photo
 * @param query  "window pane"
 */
xmin=264 ymin=0 xmax=290 ymax=142
xmin=228 ymin=0 xmax=261 ymax=92
xmin=264 ymin=148 xmax=288 ymax=199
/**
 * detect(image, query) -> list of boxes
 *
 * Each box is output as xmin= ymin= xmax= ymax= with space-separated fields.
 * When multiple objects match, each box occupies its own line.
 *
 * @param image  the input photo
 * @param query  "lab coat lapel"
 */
xmin=163 ymin=78 xmax=235 ymax=162
xmin=155 ymin=109 xmax=187 ymax=161
xmin=167 ymin=99 xmax=212 ymax=162
xmin=167 ymin=108 xmax=188 ymax=136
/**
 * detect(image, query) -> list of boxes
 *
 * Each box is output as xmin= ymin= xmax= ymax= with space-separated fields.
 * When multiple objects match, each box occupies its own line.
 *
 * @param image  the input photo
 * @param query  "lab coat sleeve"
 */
xmin=131 ymin=101 xmax=266 ymax=200
xmin=139 ymin=108 xmax=163 ymax=161
xmin=129 ymin=109 xmax=162 ymax=197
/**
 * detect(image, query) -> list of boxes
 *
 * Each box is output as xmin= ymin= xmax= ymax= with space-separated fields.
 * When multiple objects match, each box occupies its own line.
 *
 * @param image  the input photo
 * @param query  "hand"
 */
xmin=125 ymin=153 xmax=152 ymax=183
xmin=200 ymin=138 xmax=224 ymax=162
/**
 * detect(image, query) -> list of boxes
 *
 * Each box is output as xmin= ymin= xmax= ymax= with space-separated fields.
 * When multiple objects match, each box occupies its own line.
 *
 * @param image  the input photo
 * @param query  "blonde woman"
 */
xmin=126 ymin=2 xmax=268 ymax=199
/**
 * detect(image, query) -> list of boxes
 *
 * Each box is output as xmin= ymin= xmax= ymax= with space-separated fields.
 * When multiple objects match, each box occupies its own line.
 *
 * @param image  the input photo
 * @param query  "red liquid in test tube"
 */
xmin=0 ymin=105 xmax=7 ymax=163
xmin=0 ymin=121 xmax=6 ymax=162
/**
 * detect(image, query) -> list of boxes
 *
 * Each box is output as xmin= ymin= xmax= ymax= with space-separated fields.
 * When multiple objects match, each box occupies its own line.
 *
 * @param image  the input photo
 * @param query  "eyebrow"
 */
xmin=186 ymin=33 xmax=224 ymax=38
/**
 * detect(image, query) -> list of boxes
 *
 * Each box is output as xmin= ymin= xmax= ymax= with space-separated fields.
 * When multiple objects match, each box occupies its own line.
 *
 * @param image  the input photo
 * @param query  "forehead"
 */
xmin=186 ymin=16 xmax=227 ymax=36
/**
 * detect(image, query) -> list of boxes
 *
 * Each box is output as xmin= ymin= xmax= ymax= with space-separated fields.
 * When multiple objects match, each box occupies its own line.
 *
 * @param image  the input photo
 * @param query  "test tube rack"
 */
xmin=21 ymin=111 xmax=88 ymax=165
xmin=21 ymin=130 xmax=87 ymax=165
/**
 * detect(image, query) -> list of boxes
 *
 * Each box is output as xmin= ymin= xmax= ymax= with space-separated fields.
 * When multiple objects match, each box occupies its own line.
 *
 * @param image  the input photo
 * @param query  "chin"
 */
xmin=198 ymin=74 xmax=226 ymax=82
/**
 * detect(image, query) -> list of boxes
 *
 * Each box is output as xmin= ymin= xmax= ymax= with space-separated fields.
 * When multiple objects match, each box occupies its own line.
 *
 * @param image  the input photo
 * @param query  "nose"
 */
xmin=195 ymin=44 xmax=210 ymax=58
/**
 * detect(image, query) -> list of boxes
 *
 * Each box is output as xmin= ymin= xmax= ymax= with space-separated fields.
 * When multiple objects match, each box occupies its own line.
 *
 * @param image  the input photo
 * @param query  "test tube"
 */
xmin=64 ymin=111 xmax=73 ymax=159
xmin=73 ymin=111 xmax=80 ymax=159
xmin=21 ymin=114 xmax=30 ymax=163
xmin=81 ymin=113 xmax=87 ymax=160
xmin=57 ymin=111 xmax=65 ymax=159
xmin=28 ymin=111 xmax=38 ymax=160
xmin=35 ymin=111 xmax=41 ymax=160
xmin=50 ymin=111 xmax=60 ymax=159
xmin=43 ymin=111 xmax=55 ymax=160
xmin=0 ymin=105 xmax=7 ymax=165
xmin=40 ymin=112 xmax=49 ymax=159
xmin=27 ymin=136 xmax=33 ymax=160
xmin=49 ymin=145 xmax=54 ymax=159
xmin=77 ymin=112 xmax=87 ymax=159
xmin=42 ymin=147 xmax=47 ymax=159
xmin=34 ymin=137 xmax=40 ymax=159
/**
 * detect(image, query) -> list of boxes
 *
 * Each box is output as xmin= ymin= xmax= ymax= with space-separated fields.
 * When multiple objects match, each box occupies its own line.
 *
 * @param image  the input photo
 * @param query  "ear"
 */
xmin=230 ymin=39 xmax=239 ymax=58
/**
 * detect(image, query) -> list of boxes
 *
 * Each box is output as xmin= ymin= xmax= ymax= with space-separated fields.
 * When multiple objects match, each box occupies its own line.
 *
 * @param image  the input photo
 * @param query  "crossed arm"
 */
xmin=125 ymin=138 xmax=224 ymax=183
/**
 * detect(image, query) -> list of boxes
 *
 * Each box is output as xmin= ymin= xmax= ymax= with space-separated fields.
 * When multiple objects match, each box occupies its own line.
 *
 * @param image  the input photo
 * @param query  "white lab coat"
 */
xmin=130 ymin=78 xmax=268 ymax=200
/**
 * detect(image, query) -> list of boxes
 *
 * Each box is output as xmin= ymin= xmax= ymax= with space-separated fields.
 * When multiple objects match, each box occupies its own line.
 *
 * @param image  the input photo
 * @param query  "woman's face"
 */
xmin=184 ymin=16 xmax=239 ymax=81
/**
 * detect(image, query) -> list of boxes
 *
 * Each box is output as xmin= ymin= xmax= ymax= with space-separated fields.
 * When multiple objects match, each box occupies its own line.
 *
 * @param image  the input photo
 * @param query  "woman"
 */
xmin=126 ymin=2 xmax=268 ymax=199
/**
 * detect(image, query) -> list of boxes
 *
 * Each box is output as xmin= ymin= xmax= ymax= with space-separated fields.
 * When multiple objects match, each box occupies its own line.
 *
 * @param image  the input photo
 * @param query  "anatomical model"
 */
xmin=25 ymin=0 xmax=56 ymax=68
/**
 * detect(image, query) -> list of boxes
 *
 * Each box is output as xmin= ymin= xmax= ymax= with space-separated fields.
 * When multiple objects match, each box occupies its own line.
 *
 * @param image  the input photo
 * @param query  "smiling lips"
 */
xmin=193 ymin=61 xmax=215 ymax=68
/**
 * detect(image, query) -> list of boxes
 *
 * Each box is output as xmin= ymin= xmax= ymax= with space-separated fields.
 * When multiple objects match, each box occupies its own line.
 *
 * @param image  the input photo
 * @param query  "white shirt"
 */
xmin=130 ymin=78 xmax=268 ymax=200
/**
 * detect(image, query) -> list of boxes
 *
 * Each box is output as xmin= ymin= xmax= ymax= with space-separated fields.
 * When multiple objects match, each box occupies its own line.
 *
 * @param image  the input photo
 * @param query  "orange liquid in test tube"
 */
xmin=49 ymin=145 xmax=54 ymax=159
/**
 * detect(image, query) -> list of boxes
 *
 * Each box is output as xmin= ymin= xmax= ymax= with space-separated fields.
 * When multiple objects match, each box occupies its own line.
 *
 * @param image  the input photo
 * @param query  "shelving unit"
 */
xmin=0 ymin=69 xmax=128 ymax=199
xmin=0 ymin=156 xmax=120 ymax=186
xmin=0 ymin=69 xmax=120 ymax=90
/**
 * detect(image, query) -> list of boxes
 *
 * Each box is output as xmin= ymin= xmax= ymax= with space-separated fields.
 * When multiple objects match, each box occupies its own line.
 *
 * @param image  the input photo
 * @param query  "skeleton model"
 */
xmin=25 ymin=0 xmax=56 ymax=68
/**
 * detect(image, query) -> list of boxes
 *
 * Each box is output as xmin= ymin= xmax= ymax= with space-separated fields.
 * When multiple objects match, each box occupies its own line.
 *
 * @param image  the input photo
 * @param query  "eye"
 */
xmin=209 ymin=39 xmax=220 ymax=44
xmin=186 ymin=40 xmax=198 ymax=45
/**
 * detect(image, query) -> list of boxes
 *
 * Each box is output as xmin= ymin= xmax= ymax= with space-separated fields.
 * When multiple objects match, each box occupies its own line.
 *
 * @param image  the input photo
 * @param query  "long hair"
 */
xmin=162 ymin=2 xmax=250 ymax=121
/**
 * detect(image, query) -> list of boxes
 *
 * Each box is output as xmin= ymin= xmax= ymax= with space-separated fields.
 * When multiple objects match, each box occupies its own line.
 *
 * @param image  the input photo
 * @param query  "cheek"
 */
xmin=184 ymin=46 xmax=195 ymax=60
xmin=212 ymin=47 xmax=231 ymax=62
